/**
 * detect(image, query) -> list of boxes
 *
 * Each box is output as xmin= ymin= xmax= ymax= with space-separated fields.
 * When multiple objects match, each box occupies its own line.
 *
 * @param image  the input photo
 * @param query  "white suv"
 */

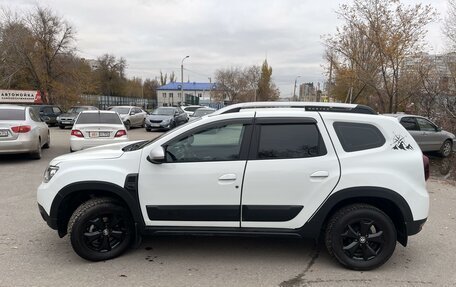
xmin=37 ymin=103 xmax=429 ymax=270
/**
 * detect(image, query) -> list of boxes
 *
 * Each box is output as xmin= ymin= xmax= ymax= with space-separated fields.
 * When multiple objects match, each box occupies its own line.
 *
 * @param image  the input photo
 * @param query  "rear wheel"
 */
xmin=68 ymin=198 xmax=134 ymax=261
xmin=43 ymin=132 xmax=50 ymax=149
xmin=325 ymin=204 xmax=396 ymax=270
xmin=124 ymin=120 xmax=131 ymax=130
xmin=30 ymin=139 xmax=42 ymax=160
xmin=439 ymin=140 xmax=453 ymax=157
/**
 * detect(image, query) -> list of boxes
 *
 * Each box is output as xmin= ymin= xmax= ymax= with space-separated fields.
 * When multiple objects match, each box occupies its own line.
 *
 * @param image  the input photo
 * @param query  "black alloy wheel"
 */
xmin=325 ymin=204 xmax=396 ymax=270
xmin=68 ymin=198 xmax=133 ymax=261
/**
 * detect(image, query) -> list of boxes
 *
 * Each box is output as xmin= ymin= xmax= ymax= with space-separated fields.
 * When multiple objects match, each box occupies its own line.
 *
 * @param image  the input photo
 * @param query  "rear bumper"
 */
xmin=70 ymin=137 xmax=129 ymax=151
xmin=407 ymin=218 xmax=427 ymax=236
xmin=0 ymin=137 xmax=36 ymax=154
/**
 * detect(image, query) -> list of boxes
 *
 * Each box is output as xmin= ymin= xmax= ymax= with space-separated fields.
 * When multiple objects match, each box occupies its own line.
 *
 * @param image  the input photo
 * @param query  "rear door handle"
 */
xmin=310 ymin=171 xmax=329 ymax=178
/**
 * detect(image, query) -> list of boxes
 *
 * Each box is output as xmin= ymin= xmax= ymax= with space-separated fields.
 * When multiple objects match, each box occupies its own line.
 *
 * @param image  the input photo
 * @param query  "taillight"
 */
xmin=11 ymin=125 xmax=31 ymax=133
xmin=423 ymin=154 xmax=430 ymax=181
xmin=71 ymin=130 xmax=84 ymax=138
xmin=115 ymin=130 xmax=127 ymax=137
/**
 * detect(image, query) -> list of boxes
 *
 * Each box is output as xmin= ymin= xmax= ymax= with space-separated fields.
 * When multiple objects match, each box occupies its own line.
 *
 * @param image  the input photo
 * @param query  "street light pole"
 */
xmin=181 ymin=55 xmax=189 ymax=106
xmin=293 ymin=76 xmax=301 ymax=101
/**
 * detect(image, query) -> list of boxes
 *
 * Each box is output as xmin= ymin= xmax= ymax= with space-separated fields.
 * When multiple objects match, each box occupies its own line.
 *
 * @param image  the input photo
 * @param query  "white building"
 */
xmin=156 ymin=82 xmax=216 ymax=106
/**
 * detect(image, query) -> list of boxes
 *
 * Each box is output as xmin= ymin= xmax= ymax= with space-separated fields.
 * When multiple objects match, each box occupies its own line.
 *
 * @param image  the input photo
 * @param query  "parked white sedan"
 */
xmin=70 ymin=111 xmax=128 ymax=152
xmin=0 ymin=105 xmax=50 ymax=159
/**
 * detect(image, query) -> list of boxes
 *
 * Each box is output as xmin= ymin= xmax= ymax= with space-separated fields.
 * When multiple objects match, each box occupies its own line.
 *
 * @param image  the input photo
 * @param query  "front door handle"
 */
xmin=310 ymin=171 xmax=329 ymax=178
xmin=218 ymin=174 xmax=237 ymax=181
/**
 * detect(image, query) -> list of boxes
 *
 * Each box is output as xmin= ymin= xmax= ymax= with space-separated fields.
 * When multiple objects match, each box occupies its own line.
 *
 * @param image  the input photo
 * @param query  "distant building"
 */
xmin=157 ymin=82 xmax=217 ymax=106
xmin=81 ymin=58 xmax=99 ymax=70
xmin=299 ymin=82 xmax=317 ymax=102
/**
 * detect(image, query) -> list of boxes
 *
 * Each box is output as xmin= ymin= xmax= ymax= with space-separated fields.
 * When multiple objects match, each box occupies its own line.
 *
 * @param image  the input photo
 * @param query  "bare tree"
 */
xmin=325 ymin=0 xmax=436 ymax=113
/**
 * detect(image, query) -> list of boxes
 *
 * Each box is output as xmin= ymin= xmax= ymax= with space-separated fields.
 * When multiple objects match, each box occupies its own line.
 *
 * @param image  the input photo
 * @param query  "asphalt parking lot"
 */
xmin=0 ymin=127 xmax=455 ymax=287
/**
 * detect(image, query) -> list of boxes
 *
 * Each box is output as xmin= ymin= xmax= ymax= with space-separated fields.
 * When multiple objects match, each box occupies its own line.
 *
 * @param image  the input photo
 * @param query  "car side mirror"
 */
xmin=41 ymin=116 xmax=50 ymax=122
xmin=147 ymin=146 xmax=165 ymax=164
xmin=437 ymin=127 xmax=442 ymax=132
xmin=130 ymin=111 xmax=135 ymax=115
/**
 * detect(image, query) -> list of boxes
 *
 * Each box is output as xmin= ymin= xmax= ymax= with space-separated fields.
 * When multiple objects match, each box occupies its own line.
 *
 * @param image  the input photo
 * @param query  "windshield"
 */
xmin=151 ymin=108 xmax=175 ymax=116
xmin=76 ymin=113 xmax=122 ymax=124
xmin=68 ymin=107 xmax=89 ymax=113
xmin=110 ymin=107 xmax=130 ymax=114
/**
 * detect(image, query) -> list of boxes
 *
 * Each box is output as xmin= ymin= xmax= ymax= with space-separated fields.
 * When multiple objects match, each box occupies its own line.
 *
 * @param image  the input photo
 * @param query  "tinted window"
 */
xmin=152 ymin=107 xmax=175 ymax=116
xmin=166 ymin=123 xmax=246 ymax=162
xmin=76 ymin=113 xmax=122 ymax=124
xmin=29 ymin=109 xmax=41 ymax=122
xmin=400 ymin=117 xmax=419 ymax=131
xmin=43 ymin=107 xmax=53 ymax=114
xmin=416 ymin=118 xmax=437 ymax=132
xmin=334 ymin=122 xmax=385 ymax=152
xmin=0 ymin=109 xmax=25 ymax=120
xmin=52 ymin=107 xmax=61 ymax=113
xmin=257 ymin=124 xmax=326 ymax=159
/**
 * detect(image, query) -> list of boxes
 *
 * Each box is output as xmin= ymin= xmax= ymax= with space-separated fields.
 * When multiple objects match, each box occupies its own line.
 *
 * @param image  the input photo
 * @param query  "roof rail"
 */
xmin=212 ymin=102 xmax=377 ymax=115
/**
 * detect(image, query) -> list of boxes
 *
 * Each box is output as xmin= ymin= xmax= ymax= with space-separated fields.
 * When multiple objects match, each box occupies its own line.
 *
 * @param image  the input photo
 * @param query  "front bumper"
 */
xmin=38 ymin=203 xmax=58 ymax=230
xmin=145 ymin=121 xmax=172 ymax=130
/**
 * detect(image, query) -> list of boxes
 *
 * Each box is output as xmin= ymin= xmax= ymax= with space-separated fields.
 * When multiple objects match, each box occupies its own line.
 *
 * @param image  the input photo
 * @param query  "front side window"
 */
xmin=52 ymin=107 xmax=61 ymax=113
xmin=257 ymin=124 xmax=326 ymax=159
xmin=165 ymin=123 xmax=246 ymax=162
xmin=334 ymin=122 xmax=385 ymax=152
xmin=416 ymin=118 xmax=437 ymax=132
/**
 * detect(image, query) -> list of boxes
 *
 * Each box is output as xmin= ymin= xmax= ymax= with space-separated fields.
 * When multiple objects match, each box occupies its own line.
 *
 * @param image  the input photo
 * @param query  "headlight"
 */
xmin=43 ymin=165 xmax=59 ymax=183
xmin=162 ymin=119 xmax=171 ymax=125
xmin=56 ymin=116 xmax=61 ymax=121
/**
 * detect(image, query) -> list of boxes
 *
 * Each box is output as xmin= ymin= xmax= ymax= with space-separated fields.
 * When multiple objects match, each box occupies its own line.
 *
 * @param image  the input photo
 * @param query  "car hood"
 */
xmin=50 ymin=141 xmax=141 ymax=165
xmin=147 ymin=115 xmax=173 ymax=121
xmin=59 ymin=112 xmax=78 ymax=118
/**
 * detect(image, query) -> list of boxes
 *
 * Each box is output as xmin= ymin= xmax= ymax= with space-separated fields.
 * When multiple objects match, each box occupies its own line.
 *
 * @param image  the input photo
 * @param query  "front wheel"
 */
xmin=439 ymin=140 xmax=453 ymax=157
xmin=325 ymin=204 xmax=397 ymax=270
xmin=124 ymin=121 xmax=131 ymax=130
xmin=68 ymin=198 xmax=134 ymax=261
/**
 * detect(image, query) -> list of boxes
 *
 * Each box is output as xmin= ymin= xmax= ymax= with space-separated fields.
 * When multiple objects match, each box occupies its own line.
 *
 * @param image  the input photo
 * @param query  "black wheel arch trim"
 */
xmin=297 ymin=186 xmax=415 ymax=246
xmin=50 ymin=176 xmax=144 ymax=237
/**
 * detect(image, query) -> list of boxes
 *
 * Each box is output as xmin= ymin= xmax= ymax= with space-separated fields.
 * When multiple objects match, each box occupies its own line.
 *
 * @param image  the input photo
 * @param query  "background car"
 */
xmin=57 ymin=106 xmax=98 ymax=129
xmin=385 ymin=113 xmax=455 ymax=157
xmin=0 ymin=105 xmax=50 ymax=159
xmin=107 ymin=106 xmax=147 ymax=130
xmin=145 ymin=106 xmax=188 ymax=131
xmin=29 ymin=105 xmax=63 ymax=126
xmin=181 ymin=105 xmax=203 ymax=116
xmin=189 ymin=107 xmax=216 ymax=121
xmin=70 ymin=110 xmax=128 ymax=152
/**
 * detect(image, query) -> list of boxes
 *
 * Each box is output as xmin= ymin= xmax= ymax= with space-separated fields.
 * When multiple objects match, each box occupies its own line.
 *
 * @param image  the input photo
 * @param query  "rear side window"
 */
xmin=0 ymin=109 xmax=25 ymax=120
xmin=257 ymin=124 xmax=327 ymax=159
xmin=400 ymin=117 xmax=419 ymax=131
xmin=76 ymin=113 xmax=122 ymax=124
xmin=334 ymin=122 xmax=385 ymax=152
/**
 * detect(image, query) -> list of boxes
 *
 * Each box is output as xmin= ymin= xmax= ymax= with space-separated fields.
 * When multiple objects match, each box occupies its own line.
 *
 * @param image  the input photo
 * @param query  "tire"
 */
xmin=439 ymin=140 xmax=453 ymax=157
xmin=30 ymin=139 xmax=42 ymax=160
xmin=59 ymin=125 xmax=65 ymax=129
xmin=43 ymin=133 xmax=50 ymax=149
xmin=124 ymin=120 xmax=131 ymax=130
xmin=67 ymin=198 xmax=134 ymax=262
xmin=145 ymin=127 xmax=151 ymax=132
xmin=325 ymin=204 xmax=396 ymax=270
xmin=141 ymin=119 xmax=145 ymax=128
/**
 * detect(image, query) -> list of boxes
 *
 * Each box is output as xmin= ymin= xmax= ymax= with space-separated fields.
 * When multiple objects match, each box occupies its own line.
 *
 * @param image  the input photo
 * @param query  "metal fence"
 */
xmin=79 ymin=95 xmax=157 ymax=110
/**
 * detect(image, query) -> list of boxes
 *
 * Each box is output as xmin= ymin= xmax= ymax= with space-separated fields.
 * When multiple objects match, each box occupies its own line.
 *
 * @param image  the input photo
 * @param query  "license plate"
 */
xmin=89 ymin=132 xmax=99 ymax=138
xmin=99 ymin=132 xmax=110 ymax=137
xmin=62 ymin=121 xmax=71 ymax=124
xmin=0 ymin=130 xmax=8 ymax=137
xmin=151 ymin=123 xmax=160 ymax=127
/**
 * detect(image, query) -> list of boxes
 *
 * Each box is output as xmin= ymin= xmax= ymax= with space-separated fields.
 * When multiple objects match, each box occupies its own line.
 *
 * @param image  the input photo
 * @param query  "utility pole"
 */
xmin=181 ymin=55 xmax=189 ymax=106
xmin=293 ymin=76 xmax=301 ymax=101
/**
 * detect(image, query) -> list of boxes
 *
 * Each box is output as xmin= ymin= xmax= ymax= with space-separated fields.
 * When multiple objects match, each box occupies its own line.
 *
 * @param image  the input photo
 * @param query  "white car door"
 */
xmin=241 ymin=112 xmax=340 ymax=229
xmin=138 ymin=117 xmax=254 ymax=228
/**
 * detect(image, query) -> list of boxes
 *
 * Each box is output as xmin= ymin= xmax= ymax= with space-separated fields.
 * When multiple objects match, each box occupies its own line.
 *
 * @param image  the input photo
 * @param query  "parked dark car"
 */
xmin=29 ymin=105 xmax=63 ymax=126
xmin=57 ymin=106 xmax=98 ymax=129
xmin=385 ymin=113 xmax=455 ymax=157
xmin=145 ymin=106 xmax=188 ymax=131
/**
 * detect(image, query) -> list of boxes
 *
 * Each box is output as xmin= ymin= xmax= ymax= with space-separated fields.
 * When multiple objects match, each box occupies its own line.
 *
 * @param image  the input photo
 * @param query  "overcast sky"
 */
xmin=0 ymin=0 xmax=450 ymax=96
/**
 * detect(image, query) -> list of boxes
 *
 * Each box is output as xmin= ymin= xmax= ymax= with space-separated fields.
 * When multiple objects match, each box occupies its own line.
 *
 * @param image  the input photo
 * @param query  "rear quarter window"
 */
xmin=333 ymin=122 xmax=385 ymax=152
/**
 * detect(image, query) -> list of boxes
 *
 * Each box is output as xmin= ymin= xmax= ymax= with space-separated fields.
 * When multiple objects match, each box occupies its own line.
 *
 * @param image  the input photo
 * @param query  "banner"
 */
xmin=0 ymin=90 xmax=42 ymax=104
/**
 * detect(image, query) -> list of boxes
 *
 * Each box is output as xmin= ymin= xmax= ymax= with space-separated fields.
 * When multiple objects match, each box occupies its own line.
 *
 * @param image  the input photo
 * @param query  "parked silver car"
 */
xmin=385 ymin=114 xmax=455 ymax=157
xmin=108 ymin=106 xmax=147 ymax=130
xmin=0 ymin=105 xmax=50 ymax=159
